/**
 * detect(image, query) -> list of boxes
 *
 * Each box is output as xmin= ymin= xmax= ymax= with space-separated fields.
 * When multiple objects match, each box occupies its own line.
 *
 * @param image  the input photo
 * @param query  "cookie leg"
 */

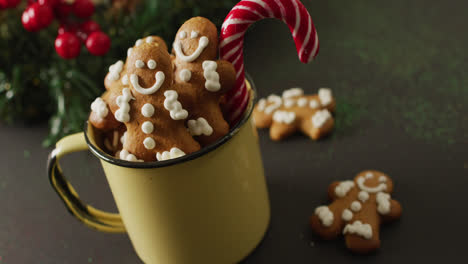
xmin=343 ymin=208 xmax=381 ymax=254
xmin=269 ymin=122 xmax=298 ymax=141
xmin=300 ymin=110 xmax=334 ymax=140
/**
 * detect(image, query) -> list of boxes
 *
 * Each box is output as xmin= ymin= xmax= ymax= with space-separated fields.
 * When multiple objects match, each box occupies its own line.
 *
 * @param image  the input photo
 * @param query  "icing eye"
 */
xmin=190 ymin=30 xmax=199 ymax=38
xmin=147 ymin=60 xmax=157 ymax=69
xmin=135 ymin=60 xmax=145 ymax=68
xmin=135 ymin=39 xmax=143 ymax=46
xmin=146 ymin=37 xmax=153 ymax=43
xmin=179 ymin=31 xmax=187 ymax=39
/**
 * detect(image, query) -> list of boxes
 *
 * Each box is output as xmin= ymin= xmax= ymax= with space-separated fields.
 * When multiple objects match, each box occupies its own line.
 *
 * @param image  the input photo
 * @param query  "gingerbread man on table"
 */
xmin=89 ymin=36 xmax=201 ymax=161
xmin=253 ymin=87 xmax=335 ymax=141
xmin=172 ymin=17 xmax=236 ymax=146
xmin=310 ymin=170 xmax=402 ymax=253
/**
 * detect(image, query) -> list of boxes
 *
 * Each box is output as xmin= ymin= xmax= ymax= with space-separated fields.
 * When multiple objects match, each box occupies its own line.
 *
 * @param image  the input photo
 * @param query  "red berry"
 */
xmin=72 ymin=0 xmax=94 ymax=18
xmin=25 ymin=3 xmax=54 ymax=30
xmin=38 ymin=0 xmax=58 ymax=7
xmin=80 ymin=20 xmax=100 ymax=34
xmin=22 ymin=8 xmax=40 ymax=32
xmin=55 ymin=32 xmax=81 ymax=59
xmin=85 ymin=31 xmax=111 ymax=56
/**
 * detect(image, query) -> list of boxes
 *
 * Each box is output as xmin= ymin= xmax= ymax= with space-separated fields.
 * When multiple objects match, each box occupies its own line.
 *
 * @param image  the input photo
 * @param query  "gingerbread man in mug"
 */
xmin=90 ymin=36 xmax=201 ymax=161
xmin=172 ymin=17 xmax=236 ymax=146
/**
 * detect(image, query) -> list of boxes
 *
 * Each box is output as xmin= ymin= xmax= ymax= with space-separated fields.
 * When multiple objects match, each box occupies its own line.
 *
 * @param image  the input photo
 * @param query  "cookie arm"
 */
xmin=310 ymin=200 xmax=348 ymax=240
xmin=327 ymin=181 xmax=341 ymax=201
xmin=215 ymin=59 xmax=236 ymax=94
xmin=381 ymin=199 xmax=402 ymax=223
xmin=89 ymin=91 xmax=121 ymax=131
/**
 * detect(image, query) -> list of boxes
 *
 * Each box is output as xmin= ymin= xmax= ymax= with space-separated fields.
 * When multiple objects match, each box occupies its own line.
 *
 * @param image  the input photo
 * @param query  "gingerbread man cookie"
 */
xmin=310 ymin=170 xmax=402 ymax=253
xmin=89 ymin=36 xmax=201 ymax=161
xmin=172 ymin=17 xmax=236 ymax=146
xmin=253 ymin=87 xmax=335 ymax=141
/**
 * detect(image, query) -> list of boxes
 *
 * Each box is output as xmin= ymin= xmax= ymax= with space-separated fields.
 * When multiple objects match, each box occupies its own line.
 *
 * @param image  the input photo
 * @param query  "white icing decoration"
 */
xmin=141 ymin=121 xmax=154 ymax=134
xmin=265 ymin=95 xmax=282 ymax=114
xmin=334 ymin=180 xmax=355 ymax=197
xmin=121 ymin=74 xmax=129 ymax=85
xmin=135 ymin=39 xmax=143 ymax=46
xmin=282 ymin=88 xmax=303 ymax=98
xmin=309 ymin=99 xmax=319 ymax=109
xmin=120 ymin=149 xmax=143 ymax=162
xmin=120 ymin=131 xmax=127 ymax=145
xmin=135 ymin=60 xmax=145 ymax=68
xmin=146 ymin=37 xmax=153 ymax=43
xmin=314 ymin=206 xmax=334 ymax=227
xmin=130 ymin=71 xmax=165 ymax=95
xmin=318 ymin=88 xmax=333 ymax=106
xmin=342 ymin=209 xmax=353 ymax=221
xmin=141 ymin=103 xmax=155 ymax=117
xmin=358 ymin=191 xmax=369 ymax=202
xmin=90 ymin=97 xmax=108 ymax=120
xmin=179 ymin=69 xmax=191 ymax=82
xmin=379 ymin=176 xmax=387 ymax=183
xmin=272 ymin=110 xmax=296 ymax=124
xmin=357 ymin=176 xmax=387 ymax=193
xmin=202 ymin=60 xmax=221 ymax=92
xmin=343 ymin=221 xmax=373 ymax=239
xmin=163 ymin=90 xmax=188 ymax=120
xmin=147 ymin=60 xmax=157 ymax=69
xmin=311 ymin=109 xmax=332 ymax=128
xmin=179 ymin=31 xmax=187 ymax=39
xmin=114 ymin=88 xmax=134 ymax=123
xmin=284 ymin=99 xmax=295 ymax=108
xmin=297 ymin=98 xmax=308 ymax=107
xmin=190 ymin=30 xmax=199 ymax=38
xmin=107 ymin=60 xmax=124 ymax=81
xmin=257 ymin=98 xmax=266 ymax=111
xmin=174 ymin=36 xmax=209 ymax=62
xmin=188 ymin=117 xmax=213 ymax=136
xmin=156 ymin=147 xmax=186 ymax=161
xmin=350 ymin=201 xmax=362 ymax=212
xmin=143 ymin=137 xmax=156 ymax=149
xmin=366 ymin=172 xmax=374 ymax=179
xmin=376 ymin=192 xmax=391 ymax=215
xmin=127 ymin=48 xmax=133 ymax=57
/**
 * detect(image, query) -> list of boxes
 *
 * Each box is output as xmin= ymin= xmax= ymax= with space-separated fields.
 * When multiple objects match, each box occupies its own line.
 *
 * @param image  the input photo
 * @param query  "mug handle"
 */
xmin=47 ymin=132 xmax=126 ymax=233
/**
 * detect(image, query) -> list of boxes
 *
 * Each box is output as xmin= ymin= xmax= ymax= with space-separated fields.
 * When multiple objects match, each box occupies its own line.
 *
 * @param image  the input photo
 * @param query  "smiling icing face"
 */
xmin=173 ymin=17 xmax=218 ymax=63
xmin=125 ymin=41 xmax=173 ymax=95
xmin=354 ymin=171 xmax=394 ymax=194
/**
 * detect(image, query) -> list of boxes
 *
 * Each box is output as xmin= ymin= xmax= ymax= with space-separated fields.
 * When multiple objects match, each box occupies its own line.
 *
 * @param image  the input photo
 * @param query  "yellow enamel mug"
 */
xmin=47 ymin=78 xmax=270 ymax=264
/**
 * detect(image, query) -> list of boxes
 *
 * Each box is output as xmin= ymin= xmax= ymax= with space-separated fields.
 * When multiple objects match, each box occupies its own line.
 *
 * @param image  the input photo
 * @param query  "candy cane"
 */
xmin=220 ymin=0 xmax=319 ymax=123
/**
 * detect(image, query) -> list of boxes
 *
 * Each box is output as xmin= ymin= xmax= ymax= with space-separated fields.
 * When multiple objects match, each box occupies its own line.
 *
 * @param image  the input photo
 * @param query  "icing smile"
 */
xmin=174 ymin=36 xmax=209 ymax=62
xmin=130 ymin=72 xmax=165 ymax=95
xmin=356 ymin=175 xmax=387 ymax=193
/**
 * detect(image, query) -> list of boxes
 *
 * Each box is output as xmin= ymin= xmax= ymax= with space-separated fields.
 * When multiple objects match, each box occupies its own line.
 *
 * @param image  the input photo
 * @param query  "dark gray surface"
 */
xmin=1 ymin=0 xmax=468 ymax=263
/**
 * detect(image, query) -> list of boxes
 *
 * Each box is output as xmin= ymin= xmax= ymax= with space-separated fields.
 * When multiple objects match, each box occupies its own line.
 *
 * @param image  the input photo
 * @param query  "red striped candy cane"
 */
xmin=220 ymin=0 xmax=319 ymax=124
